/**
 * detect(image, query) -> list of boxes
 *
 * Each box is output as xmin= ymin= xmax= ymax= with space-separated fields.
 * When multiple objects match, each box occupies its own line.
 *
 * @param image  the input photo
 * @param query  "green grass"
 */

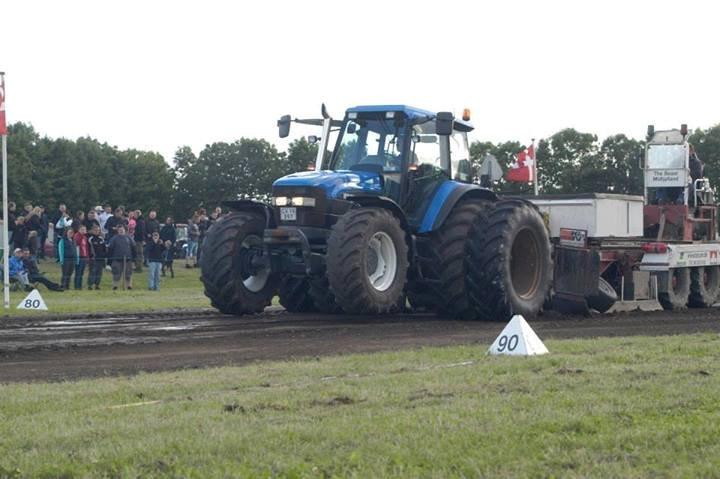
xmin=2 ymin=260 xmax=211 ymax=316
xmin=1 ymin=333 xmax=719 ymax=478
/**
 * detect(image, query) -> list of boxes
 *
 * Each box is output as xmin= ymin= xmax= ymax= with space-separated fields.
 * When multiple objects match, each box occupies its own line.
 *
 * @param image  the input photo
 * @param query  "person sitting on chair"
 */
xmin=22 ymin=248 xmax=63 ymax=291
xmin=9 ymin=248 xmax=34 ymax=291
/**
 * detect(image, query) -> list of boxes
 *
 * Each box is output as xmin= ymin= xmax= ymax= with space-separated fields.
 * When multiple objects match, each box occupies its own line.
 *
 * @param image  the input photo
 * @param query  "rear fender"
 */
xmin=419 ymin=183 xmax=497 ymax=233
xmin=222 ymin=200 xmax=276 ymax=228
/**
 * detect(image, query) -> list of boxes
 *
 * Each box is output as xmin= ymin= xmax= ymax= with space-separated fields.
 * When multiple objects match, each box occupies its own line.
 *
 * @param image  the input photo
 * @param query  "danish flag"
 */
xmin=506 ymin=143 xmax=536 ymax=183
xmin=0 ymin=74 xmax=6 ymax=135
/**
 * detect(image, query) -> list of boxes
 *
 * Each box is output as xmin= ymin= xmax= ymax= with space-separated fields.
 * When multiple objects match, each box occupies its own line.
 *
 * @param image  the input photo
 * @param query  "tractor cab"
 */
xmin=276 ymin=105 xmax=480 ymax=230
xmin=643 ymin=124 xmax=716 ymax=241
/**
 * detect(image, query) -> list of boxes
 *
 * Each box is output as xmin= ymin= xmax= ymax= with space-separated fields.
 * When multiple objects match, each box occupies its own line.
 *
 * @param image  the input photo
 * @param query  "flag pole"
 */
xmin=1 ymin=72 xmax=9 ymax=309
xmin=532 ymin=138 xmax=539 ymax=196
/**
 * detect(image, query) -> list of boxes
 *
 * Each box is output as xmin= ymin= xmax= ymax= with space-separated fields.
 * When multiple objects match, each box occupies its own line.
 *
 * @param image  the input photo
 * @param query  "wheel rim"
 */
xmin=366 ymin=231 xmax=397 ymax=292
xmin=239 ymin=234 xmax=270 ymax=293
xmin=510 ymin=228 xmax=541 ymax=299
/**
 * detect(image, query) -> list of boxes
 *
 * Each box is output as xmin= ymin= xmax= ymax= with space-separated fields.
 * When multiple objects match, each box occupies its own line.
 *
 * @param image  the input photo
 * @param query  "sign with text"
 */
xmin=645 ymin=168 xmax=687 ymax=188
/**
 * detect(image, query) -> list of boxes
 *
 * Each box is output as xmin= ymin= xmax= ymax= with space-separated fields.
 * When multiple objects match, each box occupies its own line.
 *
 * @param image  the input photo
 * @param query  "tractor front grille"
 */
xmin=271 ymin=186 xmax=327 ymax=227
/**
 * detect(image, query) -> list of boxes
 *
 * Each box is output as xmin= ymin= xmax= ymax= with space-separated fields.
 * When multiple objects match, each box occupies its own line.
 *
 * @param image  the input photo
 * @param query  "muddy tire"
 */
xmin=278 ymin=276 xmax=316 ymax=313
xmin=466 ymin=200 xmax=552 ymax=321
xmin=308 ymin=276 xmax=343 ymax=314
xmin=586 ymin=277 xmax=617 ymax=313
xmin=426 ymin=200 xmax=492 ymax=318
xmin=326 ymin=208 xmax=409 ymax=314
xmin=200 ymin=211 xmax=278 ymax=315
xmin=689 ymin=266 xmax=720 ymax=308
xmin=658 ymin=268 xmax=690 ymax=310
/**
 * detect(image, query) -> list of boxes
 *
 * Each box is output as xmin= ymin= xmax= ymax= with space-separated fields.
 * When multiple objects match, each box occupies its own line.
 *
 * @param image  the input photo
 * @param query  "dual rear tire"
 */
xmin=658 ymin=266 xmax=720 ymax=310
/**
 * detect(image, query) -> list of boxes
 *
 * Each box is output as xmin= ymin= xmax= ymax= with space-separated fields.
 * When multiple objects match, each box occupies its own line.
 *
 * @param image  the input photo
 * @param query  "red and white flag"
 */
xmin=0 ymin=74 xmax=6 ymax=135
xmin=506 ymin=142 xmax=536 ymax=183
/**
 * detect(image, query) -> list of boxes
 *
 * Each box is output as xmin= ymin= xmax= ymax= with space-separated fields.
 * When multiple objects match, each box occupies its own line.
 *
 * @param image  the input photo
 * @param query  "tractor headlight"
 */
xmin=272 ymin=197 xmax=316 ymax=207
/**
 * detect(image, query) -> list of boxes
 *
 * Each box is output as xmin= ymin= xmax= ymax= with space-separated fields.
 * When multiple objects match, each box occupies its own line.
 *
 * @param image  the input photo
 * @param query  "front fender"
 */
xmin=222 ymin=199 xmax=276 ymax=228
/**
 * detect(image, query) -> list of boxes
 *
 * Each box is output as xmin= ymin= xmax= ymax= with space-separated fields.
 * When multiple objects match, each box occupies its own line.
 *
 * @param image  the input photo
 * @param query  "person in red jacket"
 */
xmin=73 ymin=225 xmax=90 ymax=290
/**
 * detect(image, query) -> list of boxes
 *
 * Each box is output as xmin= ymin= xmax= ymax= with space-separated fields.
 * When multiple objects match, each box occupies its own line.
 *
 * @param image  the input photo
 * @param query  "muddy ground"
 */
xmin=1 ymin=307 xmax=719 ymax=383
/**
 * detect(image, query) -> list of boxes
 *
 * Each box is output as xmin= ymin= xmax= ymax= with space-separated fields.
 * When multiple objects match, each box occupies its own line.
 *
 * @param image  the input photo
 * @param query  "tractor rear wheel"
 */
xmin=278 ymin=276 xmax=316 ymax=313
xmin=326 ymin=208 xmax=409 ymax=314
xmin=466 ymin=200 xmax=552 ymax=321
xmin=425 ymin=199 xmax=492 ymax=318
xmin=200 ymin=211 xmax=278 ymax=315
xmin=689 ymin=266 xmax=719 ymax=308
xmin=658 ymin=268 xmax=690 ymax=310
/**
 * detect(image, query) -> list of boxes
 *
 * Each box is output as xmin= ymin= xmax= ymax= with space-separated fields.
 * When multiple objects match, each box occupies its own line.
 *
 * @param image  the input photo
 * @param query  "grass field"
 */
xmin=2 ymin=260 xmax=211 ymax=316
xmin=1 ymin=333 xmax=718 ymax=478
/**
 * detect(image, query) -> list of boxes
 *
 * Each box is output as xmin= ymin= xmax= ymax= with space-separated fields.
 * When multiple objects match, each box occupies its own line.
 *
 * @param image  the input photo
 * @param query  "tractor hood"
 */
xmin=272 ymin=170 xmax=383 ymax=199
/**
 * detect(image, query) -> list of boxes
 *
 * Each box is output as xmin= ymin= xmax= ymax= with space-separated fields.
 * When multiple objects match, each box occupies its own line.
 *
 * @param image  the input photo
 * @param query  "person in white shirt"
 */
xmin=98 ymin=204 xmax=112 ymax=235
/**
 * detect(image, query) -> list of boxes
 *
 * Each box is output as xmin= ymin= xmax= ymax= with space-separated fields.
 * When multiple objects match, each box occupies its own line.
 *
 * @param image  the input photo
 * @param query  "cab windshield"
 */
xmin=332 ymin=118 xmax=405 ymax=173
xmin=647 ymin=144 xmax=687 ymax=169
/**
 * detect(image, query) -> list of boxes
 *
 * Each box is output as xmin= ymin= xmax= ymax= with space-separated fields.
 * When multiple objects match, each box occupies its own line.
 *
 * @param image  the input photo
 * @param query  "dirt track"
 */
xmin=1 ymin=307 xmax=720 ymax=383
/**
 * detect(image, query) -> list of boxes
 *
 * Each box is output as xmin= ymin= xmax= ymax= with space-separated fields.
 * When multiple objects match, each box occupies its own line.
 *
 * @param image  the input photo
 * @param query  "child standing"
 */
xmin=58 ymin=229 xmax=78 ymax=290
xmin=146 ymin=232 xmax=166 ymax=290
xmin=73 ymin=225 xmax=90 ymax=290
xmin=88 ymin=224 xmax=107 ymax=290
xmin=162 ymin=240 xmax=175 ymax=278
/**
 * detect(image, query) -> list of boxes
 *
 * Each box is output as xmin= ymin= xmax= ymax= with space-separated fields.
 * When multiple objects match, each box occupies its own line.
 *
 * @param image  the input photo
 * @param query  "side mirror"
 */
xmin=278 ymin=115 xmax=291 ymax=138
xmin=646 ymin=124 xmax=654 ymax=141
xmin=307 ymin=135 xmax=319 ymax=144
xmin=436 ymin=112 xmax=454 ymax=136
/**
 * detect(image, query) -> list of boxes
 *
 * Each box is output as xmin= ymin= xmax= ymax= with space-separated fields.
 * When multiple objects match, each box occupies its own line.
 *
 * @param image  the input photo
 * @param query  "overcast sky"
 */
xmin=3 ymin=0 xmax=719 ymax=162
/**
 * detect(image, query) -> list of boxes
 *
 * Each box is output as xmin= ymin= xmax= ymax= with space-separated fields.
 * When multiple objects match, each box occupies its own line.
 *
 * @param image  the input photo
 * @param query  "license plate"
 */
xmin=280 ymin=207 xmax=297 ymax=221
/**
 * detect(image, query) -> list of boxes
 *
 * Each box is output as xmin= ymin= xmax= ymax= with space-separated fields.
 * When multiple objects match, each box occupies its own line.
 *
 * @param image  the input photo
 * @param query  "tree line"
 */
xmin=4 ymin=121 xmax=720 ymax=220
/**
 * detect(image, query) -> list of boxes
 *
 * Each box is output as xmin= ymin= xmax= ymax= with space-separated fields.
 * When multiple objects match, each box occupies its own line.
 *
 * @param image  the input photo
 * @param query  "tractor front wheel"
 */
xmin=200 ymin=211 xmax=278 ymax=315
xmin=326 ymin=208 xmax=408 ymax=314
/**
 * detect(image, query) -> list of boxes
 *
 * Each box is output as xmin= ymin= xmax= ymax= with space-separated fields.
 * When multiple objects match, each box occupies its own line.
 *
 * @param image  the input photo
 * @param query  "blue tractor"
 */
xmin=200 ymin=105 xmax=552 ymax=320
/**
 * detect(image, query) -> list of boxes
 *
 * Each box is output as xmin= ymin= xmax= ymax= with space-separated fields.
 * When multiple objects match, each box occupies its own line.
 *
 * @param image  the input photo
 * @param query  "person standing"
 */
xmin=6 ymin=201 xmax=17 ymax=245
xmin=98 ymin=204 xmax=112 ymax=235
xmin=88 ymin=224 xmax=107 ymax=290
xmin=58 ymin=228 xmax=78 ymax=290
xmin=146 ymin=232 xmax=165 ymax=290
xmin=196 ymin=213 xmax=210 ymax=265
xmin=105 ymin=207 xmax=127 ymax=241
xmin=26 ymin=207 xmax=43 ymax=255
xmin=38 ymin=206 xmax=49 ymax=260
xmin=160 ymin=217 xmax=177 ymax=277
xmin=73 ymin=225 xmax=90 ymax=290
xmin=107 ymin=225 xmax=136 ymax=290
xmin=133 ymin=209 xmax=146 ymax=272
xmin=50 ymin=203 xmax=67 ymax=260
xmin=13 ymin=216 xmax=28 ymax=250
xmin=84 ymin=209 xmax=101 ymax=231
xmin=72 ymin=211 xmax=85 ymax=233
xmin=144 ymin=210 xmax=160 ymax=267
xmin=186 ymin=217 xmax=199 ymax=268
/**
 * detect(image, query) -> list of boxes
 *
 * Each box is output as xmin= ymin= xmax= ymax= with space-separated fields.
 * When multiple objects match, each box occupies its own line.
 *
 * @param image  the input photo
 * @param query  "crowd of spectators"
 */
xmin=1 ymin=202 xmax=225 ymax=293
